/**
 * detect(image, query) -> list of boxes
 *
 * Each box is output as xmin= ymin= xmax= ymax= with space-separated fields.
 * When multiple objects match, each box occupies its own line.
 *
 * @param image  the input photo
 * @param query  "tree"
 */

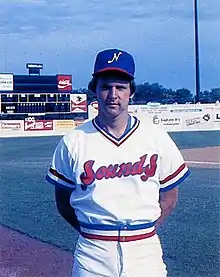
xmin=210 ymin=88 xmax=220 ymax=102
xmin=73 ymin=88 xmax=96 ymax=104
xmin=200 ymin=88 xmax=220 ymax=103
xmin=173 ymin=88 xmax=193 ymax=104
xmin=134 ymin=82 xmax=166 ymax=104
xmin=72 ymin=83 xmax=219 ymax=105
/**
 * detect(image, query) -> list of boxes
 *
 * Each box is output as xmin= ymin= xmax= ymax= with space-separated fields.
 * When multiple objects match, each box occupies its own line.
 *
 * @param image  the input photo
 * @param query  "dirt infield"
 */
xmin=0 ymin=146 xmax=219 ymax=277
xmin=182 ymin=146 xmax=220 ymax=169
xmin=0 ymin=225 xmax=73 ymax=277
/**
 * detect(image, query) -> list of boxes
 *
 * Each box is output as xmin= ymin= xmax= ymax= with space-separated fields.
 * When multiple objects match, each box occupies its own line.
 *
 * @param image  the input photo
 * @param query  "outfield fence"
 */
xmin=0 ymin=103 xmax=220 ymax=137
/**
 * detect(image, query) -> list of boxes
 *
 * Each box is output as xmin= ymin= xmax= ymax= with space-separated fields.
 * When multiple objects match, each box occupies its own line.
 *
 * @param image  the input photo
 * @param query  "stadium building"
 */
xmin=0 ymin=63 xmax=88 ymax=123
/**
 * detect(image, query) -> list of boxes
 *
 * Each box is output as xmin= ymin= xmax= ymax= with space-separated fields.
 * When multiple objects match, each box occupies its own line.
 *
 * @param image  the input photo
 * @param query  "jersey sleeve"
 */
xmin=45 ymin=136 xmax=76 ymax=190
xmin=158 ymin=129 xmax=190 ymax=192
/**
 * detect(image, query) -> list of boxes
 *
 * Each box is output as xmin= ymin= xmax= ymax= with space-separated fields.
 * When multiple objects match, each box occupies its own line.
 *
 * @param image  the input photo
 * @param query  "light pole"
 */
xmin=194 ymin=0 xmax=201 ymax=103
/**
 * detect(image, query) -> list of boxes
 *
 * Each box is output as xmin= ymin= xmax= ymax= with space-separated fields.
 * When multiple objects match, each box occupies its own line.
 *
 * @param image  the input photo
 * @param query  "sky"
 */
xmin=0 ymin=0 xmax=219 ymax=93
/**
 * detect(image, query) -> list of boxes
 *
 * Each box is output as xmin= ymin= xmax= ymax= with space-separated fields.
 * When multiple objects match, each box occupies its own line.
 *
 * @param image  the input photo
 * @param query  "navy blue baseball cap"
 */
xmin=92 ymin=48 xmax=135 ymax=79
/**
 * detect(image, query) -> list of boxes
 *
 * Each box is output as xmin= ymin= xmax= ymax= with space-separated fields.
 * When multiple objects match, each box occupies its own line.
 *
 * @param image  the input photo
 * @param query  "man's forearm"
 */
xmin=156 ymin=187 xmax=178 ymax=229
xmin=58 ymin=208 xmax=81 ymax=232
xmin=156 ymin=199 xmax=176 ymax=229
xmin=55 ymin=186 xmax=81 ymax=233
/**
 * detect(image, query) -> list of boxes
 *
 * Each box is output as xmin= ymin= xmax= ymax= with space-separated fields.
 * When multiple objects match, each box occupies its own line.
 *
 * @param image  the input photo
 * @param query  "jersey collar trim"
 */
xmin=92 ymin=116 xmax=140 ymax=146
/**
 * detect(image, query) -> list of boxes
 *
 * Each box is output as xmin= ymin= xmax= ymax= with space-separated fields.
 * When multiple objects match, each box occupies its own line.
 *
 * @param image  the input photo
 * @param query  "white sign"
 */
xmin=88 ymin=103 xmax=220 ymax=131
xmin=0 ymin=74 xmax=13 ymax=91
xmin=70 ymin=94 xmax=87 ymax=113
xmin=26 ymin=63 xmax=43 ymax=69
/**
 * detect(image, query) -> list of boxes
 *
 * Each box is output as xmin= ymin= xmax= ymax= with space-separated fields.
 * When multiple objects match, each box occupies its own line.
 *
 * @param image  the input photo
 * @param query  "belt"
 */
xmin=79 ymin=221 xmax=156 ymax=242
xmin=80 ymin=229 xmax=156 ymax=242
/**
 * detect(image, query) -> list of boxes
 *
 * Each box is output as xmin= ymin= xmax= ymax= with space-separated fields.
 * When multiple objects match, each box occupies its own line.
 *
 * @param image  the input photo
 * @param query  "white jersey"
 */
xmin=46 ymin=115 xmax=189 ymax=239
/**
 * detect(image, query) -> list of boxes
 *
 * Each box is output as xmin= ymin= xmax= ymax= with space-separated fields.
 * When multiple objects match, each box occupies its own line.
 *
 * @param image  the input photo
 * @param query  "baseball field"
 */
xmin=0 ymin=131 xmax=220 ymax=277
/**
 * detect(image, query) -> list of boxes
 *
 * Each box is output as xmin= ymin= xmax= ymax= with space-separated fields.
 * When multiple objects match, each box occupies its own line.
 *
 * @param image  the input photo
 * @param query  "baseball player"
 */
xmin=46 ymin=48 xmax=190 ymax=277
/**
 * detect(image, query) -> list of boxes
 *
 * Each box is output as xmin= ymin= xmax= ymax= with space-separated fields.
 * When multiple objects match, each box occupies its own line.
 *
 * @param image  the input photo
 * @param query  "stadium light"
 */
xmin=194 ymin=0 xmax=201 ymax=103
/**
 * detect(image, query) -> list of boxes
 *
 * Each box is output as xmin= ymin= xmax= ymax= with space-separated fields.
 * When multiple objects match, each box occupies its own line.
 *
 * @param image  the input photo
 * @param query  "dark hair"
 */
xmin=88 ymin=76 xmax=136 ymax=96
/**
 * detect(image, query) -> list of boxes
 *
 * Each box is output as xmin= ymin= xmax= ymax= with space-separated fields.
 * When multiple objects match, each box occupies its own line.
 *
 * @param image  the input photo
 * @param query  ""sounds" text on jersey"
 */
xmin=80 ymin=154 xmax=158 ymax=186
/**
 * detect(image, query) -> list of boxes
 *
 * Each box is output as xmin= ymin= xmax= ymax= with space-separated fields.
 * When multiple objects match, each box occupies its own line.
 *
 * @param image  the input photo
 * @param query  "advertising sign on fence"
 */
xmin=24 ymin=118 xmax=53 ymax=131
xmin=0 ymin=104 xmax=219 ymax=137
xmin=0 ymin=121 xmax=22 ymax=132
xmin=150 ymin=114 xmax=182 ymax=131
xmin=213 ymin=106 xmax=220 ymax=130
xmin=182 ymin=113 xmax=214 ymax=131
xmin=88 ymin=103 xmax=220 ymax=132
xmin=0 ymin=74 xmax=13 ymax=91
xmin=55 ymin=120 xmax=75 ymax=130
xmin=70 ymin=94 xmax=87 ymax=113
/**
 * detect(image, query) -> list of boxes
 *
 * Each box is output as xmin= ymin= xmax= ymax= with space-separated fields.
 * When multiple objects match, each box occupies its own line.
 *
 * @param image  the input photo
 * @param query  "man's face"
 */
xmin=96 ymin=73 xmax=131 ymax=118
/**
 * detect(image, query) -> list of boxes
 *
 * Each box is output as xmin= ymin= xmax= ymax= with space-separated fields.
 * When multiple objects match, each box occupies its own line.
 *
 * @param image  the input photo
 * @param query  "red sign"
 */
xmin=70 ymin=94 xmax=87 ymax=113
xmin=24 ymin=119 xmax=53 ymax=131
xmin=57 ymin=75 xmax=72 ymax=91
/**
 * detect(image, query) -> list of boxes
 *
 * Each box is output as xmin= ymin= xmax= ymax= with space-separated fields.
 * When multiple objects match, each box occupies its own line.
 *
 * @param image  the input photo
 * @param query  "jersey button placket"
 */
xmin=121 ymin=225 xmax=128 ymax=241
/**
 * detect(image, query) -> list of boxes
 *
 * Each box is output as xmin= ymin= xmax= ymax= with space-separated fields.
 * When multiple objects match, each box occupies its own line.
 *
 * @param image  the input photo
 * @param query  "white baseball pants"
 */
xmin=72 ymin=234 xmax=167 ymax=277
